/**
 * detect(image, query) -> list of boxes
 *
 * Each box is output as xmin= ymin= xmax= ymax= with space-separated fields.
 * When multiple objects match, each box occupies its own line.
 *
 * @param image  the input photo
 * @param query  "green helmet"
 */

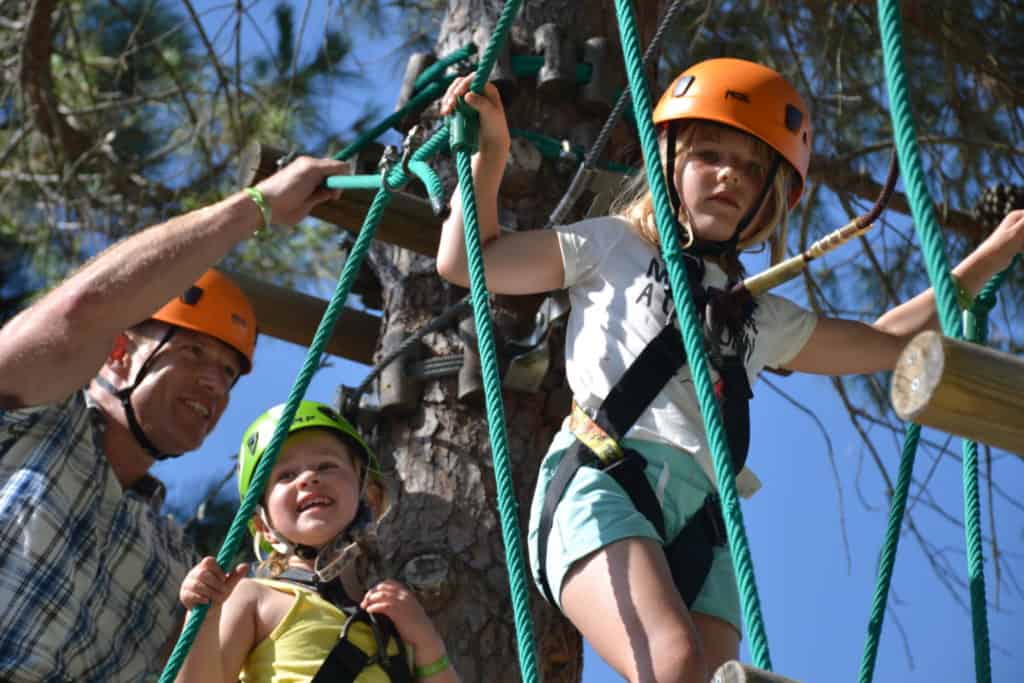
xmin=238 ymin=400 xmax=375 ymax=500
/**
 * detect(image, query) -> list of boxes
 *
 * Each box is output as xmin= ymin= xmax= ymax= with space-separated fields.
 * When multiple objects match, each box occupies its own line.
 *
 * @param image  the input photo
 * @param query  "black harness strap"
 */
xmin=276 ymin=569 xmax=413 ymax=683
xmin=312 ymin=609 xmax=413 ymax=683
xmin=536 ymin=318 xmax=750 ymax=608
xmin=277 ymin=567 xmax=356 ymax=609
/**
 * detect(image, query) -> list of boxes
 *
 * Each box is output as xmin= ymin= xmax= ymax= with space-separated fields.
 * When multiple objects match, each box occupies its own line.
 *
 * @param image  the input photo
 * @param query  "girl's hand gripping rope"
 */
xmin=179 ymin=557 xmax=249 ymax=610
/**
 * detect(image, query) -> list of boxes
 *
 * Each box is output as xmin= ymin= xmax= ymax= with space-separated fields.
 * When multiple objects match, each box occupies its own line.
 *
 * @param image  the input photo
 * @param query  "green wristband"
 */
xmin=244 ymin=187 xmax=272 ymax=233
xmin=414 ymin=653 xmax=450 ymax=679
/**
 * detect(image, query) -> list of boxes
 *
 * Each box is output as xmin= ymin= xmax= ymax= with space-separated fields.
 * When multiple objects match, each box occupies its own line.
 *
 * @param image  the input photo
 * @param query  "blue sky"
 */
xmin=154 ymin=2 xmax=1023 ymax=680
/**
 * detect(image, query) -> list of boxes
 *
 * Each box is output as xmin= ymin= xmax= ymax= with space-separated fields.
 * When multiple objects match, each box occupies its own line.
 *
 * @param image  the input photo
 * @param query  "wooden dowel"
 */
xmin=742 ymin=219 xmax=873 ymax=297
xmin=224 ymin=269 xmax=379 ymax=365
xmin=239 ymin=142 xmax=442 ymax=257
xmin=891 ymin=331 xmax=1024 ymax=457
xmin=712 ymin=661 xmax=803 ymax=683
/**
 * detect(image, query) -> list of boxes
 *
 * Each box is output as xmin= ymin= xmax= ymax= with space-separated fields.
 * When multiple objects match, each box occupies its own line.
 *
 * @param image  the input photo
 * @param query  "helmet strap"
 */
xmin=730 ymin=153 xmax=782 ymax=246
xmin=257 ymin=502 xmax=370 ymax=573
xmin=94 ymin=325 xmax=181 ymax=460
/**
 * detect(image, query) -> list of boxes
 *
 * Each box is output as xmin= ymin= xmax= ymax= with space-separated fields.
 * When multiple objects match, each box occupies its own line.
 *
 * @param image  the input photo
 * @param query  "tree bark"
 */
xmin=351 ymin=2 xmax=663 ymax=681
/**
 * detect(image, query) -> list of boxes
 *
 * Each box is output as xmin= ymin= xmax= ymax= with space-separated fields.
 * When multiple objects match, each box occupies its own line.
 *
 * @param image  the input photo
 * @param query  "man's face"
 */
xmin=126 ymin=327 xmax=244 ymax=454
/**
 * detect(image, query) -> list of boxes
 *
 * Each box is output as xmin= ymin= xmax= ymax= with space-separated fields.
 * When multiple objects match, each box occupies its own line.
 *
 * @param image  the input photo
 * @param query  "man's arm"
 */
xmin=0 ymin=156 xmax=348 ymax=408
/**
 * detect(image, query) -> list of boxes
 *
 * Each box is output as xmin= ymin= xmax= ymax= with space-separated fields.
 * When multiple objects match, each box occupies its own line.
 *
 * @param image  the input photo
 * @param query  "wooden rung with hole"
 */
xmin=239 ymin=142 xmax=443 ymax=257
xmin=223 ymin=269 xmax=378 ymax=365
xmin=891 ymin=330 xmax=1024 ymax=457
xmin=712 ymin=661 xmax=803 ymax=683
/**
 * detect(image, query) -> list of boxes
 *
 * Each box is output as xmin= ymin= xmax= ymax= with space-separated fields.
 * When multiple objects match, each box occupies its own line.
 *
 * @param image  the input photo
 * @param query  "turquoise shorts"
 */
xmin=527 ymin=428 xmax=742 ymax=634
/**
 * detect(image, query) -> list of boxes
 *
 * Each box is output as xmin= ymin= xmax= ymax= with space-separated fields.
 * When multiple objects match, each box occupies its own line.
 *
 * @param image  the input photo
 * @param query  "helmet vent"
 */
xmin=181 ymin=286 xmax=204 ymax=305
xmin=724 ymin=90 xmax=750 ymax=103
xmin=785 ymin=104 xmax=803 ymax=133
xmin=673 ymin=75 xmax=695 ymax=97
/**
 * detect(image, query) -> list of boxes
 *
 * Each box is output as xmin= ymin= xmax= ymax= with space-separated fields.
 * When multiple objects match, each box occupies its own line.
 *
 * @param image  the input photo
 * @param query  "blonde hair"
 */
xmin=610 ymin=120 xmax=795 ymax=277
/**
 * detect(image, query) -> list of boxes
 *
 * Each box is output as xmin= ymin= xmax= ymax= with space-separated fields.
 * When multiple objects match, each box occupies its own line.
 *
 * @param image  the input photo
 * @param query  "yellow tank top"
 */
xmin=240 ymin=578 xmax=414 ymax=683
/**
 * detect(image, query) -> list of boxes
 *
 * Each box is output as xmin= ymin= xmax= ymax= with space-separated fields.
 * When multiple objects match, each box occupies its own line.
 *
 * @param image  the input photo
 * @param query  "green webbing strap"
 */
xmin=157 ymin=126 xmax=452 ymax=683
xmin=875 ymin=2 xmax=1011 ymax=681
xmin=448 ymin=2 xmax=540 ymax=681
xmin=610 ymin=0 xmax=773 ymax=669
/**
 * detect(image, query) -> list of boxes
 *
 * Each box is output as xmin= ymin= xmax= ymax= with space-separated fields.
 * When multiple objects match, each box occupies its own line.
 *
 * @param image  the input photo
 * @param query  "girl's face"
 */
xmin=259 ymin=429 xmax=362 ymax=549
xmin=676 ymin=123 xmax=773 ymax=243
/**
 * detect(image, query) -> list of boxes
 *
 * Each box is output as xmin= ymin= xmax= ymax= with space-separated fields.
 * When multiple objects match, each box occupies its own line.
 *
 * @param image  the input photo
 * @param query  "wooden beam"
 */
xmin=713 ymin=661 xmax=803 ymax=683
xmin=239 ymin=143 xmax=442 ymax=257
xmin=891 ymin=331 xmax=1024 ymax=457
xmin=223 ymin=269 xmax=379 ymax=366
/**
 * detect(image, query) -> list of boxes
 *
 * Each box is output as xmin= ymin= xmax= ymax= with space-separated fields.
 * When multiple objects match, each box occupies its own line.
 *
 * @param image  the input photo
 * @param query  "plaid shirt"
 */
xmin=0 ymin=392 xmax=197 ymax=682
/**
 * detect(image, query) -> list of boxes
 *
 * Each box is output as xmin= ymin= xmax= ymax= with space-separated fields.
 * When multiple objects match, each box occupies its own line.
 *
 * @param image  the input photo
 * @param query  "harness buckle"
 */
xmin=702 ymin=494 xmax=728 ymax=546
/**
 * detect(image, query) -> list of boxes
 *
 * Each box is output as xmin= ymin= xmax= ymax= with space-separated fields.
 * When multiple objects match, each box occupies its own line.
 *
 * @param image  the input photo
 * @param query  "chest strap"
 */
xmin=276 ymin=569 xmax=413 ymax=683
xmin=311 ymin=608 xmax=413 ymax=683
xmin=535 ymin=323 xmax=752 ymax=607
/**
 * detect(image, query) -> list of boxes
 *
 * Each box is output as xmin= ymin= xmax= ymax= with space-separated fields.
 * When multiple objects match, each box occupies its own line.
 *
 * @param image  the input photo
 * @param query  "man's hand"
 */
xmin=254 ymin=156 xmax=351 ymax=226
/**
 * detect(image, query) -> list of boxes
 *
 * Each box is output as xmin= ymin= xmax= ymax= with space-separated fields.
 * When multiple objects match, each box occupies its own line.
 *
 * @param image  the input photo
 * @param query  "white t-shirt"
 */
xmin=556 ymin=216 xmax=818 ymax=497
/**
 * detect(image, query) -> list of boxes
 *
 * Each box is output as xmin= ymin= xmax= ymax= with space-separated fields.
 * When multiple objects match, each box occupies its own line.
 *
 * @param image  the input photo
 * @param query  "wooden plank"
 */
xmin=223 ymin=269 xmax=379 ymax=366
xmin=239 ymin=143 xmax=442 ymax=257
xmin=712 ymin=661 xmax=803 ymax=683
xmin=891 ymin=330 xmax=1024 ymax=457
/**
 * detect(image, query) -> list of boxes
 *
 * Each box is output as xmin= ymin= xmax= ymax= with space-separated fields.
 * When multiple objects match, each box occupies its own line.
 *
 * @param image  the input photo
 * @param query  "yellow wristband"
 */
xmin=244 ymin=187 xmax=272 ymax=233
xmin=414 ymin=653 xmax=450 ymax=679
xmin=950 ymin=272 xmax=973 ymax=310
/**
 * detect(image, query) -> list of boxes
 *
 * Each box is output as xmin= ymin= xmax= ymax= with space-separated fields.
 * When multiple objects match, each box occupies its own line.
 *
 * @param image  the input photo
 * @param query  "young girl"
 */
xmin=176 ymin=400 xmax=460 ymax=683
xmin=437 ymin=58 xmax=1024 ymax=682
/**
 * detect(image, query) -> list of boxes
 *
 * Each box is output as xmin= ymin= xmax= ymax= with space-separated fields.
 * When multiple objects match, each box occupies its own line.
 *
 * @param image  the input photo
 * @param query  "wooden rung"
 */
xmin=239 ymin=142 xmax=442 ymax=257
xmin=224 ymin=269 xmax=379 ymax=365
xmin=712 ymin=661 xmax=803 ymax=683
xmin=891 ymin=330 xmax=1024 ymax=457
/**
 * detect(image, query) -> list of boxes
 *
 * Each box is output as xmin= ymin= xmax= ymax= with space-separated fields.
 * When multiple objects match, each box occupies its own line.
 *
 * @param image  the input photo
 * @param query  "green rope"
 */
xmin=509 ymin=128 xmax=634 ymax=174
xmin=876 ymin=0 xmax=961 ymax=339
xmin=448 ymin=2 xmax=540 ymax=681
xmin=510 ymin=55 xmax=592 ymax=83
xmin=858 ymin=422 xmax=920 ymax=683
xmin=333 ymin=80 xmax=451 ymax=162
xmin=877 ymin=2 xmax=995 ymax=681
xmin=610 ymin=0 xmax=772 ymax=669
xmin=158 ymin=189 xmax=391 ymax=682
xmin=414 ymin=43 xmax=478 ymax=92
xmin=325 ymin=160 xmax=445 ymax=211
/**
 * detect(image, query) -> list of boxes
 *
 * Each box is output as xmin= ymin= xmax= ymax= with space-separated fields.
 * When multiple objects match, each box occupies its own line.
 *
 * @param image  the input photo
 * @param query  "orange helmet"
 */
xmin=653 ymin=58 xmax=812 ymax=208
xmin=151 ymin=269 xmax=257 ymax=373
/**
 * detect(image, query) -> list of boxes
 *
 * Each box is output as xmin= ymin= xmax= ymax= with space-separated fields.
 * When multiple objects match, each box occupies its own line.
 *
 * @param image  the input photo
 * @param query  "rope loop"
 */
xmin=449 ymin=99 xmax=480 ymax=155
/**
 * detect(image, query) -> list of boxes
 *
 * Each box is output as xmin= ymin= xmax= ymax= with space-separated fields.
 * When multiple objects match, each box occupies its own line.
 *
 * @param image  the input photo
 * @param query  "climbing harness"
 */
xmin=266 ymin=568 xmax=413 ymax=683
xmin=535 ymin=256 xmax=754 ymax=608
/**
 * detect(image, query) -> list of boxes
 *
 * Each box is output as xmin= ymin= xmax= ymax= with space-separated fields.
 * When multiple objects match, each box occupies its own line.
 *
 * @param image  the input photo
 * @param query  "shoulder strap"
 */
xmin=311 ymin=608 xmax=413 ymax=683
xmin=276 ymin=567 xmax=356 ymax=610
xmin=537 ymin=278 xmax=754 ymax=605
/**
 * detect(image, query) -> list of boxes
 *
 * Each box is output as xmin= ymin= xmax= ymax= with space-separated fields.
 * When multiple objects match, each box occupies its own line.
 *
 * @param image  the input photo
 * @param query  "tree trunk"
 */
xmin=350 ymin=2 xmax=662 ymax=681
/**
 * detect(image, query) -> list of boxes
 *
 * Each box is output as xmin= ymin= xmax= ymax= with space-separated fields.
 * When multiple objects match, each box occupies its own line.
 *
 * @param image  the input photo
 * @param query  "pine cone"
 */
xmin=973 ymin=184 xmax=1024 ymax=231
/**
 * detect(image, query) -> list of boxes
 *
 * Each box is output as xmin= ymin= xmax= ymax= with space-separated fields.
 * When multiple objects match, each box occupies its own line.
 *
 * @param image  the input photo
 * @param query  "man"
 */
xmin=0 ymin=155 xmax=348 ymax=681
